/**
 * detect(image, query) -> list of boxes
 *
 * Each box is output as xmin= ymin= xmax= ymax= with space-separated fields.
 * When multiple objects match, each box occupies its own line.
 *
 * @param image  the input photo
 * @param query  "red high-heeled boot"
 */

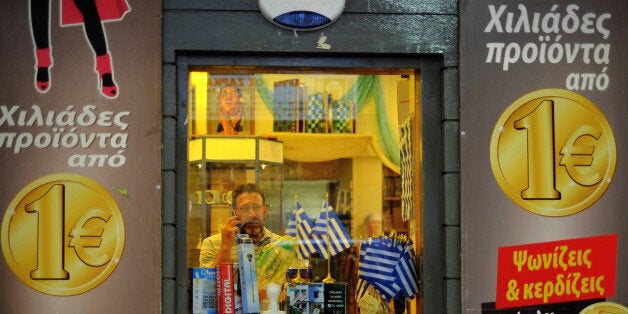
xmin=95 ymin=53 xmax=118 ymax=99
xmin=35 ymin=47 xmax=52 ymax=92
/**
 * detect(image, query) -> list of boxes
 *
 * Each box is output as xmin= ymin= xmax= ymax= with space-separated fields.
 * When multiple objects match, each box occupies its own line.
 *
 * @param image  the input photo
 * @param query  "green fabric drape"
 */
xmin=254 ymin=74 xmax=274 ymax=110
xmin=254 ymin=74 xmax=400 ymax=168
xmin=340 ymin=75 xmax=400 ymax=167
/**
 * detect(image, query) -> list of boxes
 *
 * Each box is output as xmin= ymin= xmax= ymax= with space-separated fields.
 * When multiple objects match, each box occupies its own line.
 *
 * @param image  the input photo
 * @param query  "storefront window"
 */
xmin=186 ymin=67 xmax=421 ymax=313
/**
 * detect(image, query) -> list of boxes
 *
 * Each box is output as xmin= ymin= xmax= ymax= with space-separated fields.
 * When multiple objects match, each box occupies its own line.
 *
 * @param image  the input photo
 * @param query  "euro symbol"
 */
xmin=68 ymin=208 xmax=112 ymax=267
xmin=559 ymin=124 xmax=602 ymax=186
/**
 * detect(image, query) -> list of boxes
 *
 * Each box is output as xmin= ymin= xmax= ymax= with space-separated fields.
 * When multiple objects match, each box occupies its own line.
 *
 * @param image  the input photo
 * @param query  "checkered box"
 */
xmin=331 ymin=100 xmax=355 ymax=133
xmin=304 ymin=92 xmax=330 ymax=133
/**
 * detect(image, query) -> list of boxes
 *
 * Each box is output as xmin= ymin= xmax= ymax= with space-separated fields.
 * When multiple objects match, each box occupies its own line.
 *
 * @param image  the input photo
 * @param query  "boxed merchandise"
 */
xmin=286 ymin=283 xmax=347 ymax=314
xmin=330 ymin=100 xmax=355 ymax=133
xmin=273 ymin=79 xmax=306 ymax=132
xmin=286 ymin=283 xmax=309 ymax=314
xmin=191 ymin=268 xmax=217 ymax=314
xmin=304 ymin=92 xmax=330 ymax=133
xmin=216 ymin=263 xmax=236 ymax=314
xmin=323 ymin=283 xmax=347 ymax=314
xmin=308 ymin=283 xmax=325 ymax=313
xmin=237 ymin=236 xmax=260 ymax=313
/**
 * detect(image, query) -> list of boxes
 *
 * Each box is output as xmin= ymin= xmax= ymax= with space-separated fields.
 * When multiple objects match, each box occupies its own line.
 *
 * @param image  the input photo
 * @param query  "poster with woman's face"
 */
xmin=207 ymin=74 xmax=255 ymax=135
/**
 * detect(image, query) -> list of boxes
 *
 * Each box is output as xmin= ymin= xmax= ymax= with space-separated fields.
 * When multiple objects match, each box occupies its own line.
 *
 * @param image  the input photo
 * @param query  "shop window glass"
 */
xmin=186 ymin=67 xmax=421 ymax=313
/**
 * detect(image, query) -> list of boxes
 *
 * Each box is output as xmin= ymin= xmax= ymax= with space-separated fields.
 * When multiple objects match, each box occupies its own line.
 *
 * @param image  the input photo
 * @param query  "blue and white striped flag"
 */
xmin=285 ymin=202 xmax=317 ymax=259
xmin=394 ymin=239 xmax=419 ymax=298
xmin=311 ymin=200 xmax=352 ymax=260
xmin=357 ymin=237 xmax=400 ymax=300
xmin=356 ymin=235 xmax=419 ymax=301
xmin=285 ymin=209 xmax=298 ymax=237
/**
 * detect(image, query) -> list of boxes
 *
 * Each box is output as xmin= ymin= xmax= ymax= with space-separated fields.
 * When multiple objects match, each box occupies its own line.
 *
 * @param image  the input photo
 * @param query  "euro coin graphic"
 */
xmin=490 ymin=89 xmax=616 ymax=216
xmin=580 ymin=301 xmax=628 ymax=314
xmin=1 ymin=173 xmax=125 ymax=295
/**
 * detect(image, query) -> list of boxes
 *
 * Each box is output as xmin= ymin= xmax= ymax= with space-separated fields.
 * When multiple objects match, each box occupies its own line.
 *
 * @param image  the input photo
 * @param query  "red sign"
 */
xmin=496 ymin=234 xmax=618 ymax=309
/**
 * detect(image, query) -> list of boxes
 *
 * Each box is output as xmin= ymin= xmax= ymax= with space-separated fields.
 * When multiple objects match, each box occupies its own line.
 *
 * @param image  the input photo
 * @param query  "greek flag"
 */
xmin=285 ymin=214 xmax=297 ymax=237
xmin=285 ymin=202 xmax=317 ymax=259
xmin=356 ymin=236 xmax=419 ymax=301
xmin=311 ymin=200 xmax=352 ymax=260
xmin=357 ymin=237 xmax=400 ymax=300
xmin=394 ymin=240 xmax=419 ymax=298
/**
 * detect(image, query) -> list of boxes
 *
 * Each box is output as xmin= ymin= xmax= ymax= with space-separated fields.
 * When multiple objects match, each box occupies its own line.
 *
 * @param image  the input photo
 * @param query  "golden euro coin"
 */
xmin=1 ymin=173 xmax=125 ymax=295
xmin=490 ymin=89 xmax=616 ymax=216
xmin=580 ymin=301 xmax=628 ymax=314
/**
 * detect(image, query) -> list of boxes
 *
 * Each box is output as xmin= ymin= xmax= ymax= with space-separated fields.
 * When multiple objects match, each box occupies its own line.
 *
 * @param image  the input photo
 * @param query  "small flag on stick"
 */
xmin=285 ymin=201 xmax=317 ymax=259
xmin=311 ymin=199 xmax=352 ymax=260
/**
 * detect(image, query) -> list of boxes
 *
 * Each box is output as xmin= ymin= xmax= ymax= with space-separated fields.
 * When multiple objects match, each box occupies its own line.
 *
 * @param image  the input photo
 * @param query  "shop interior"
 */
xmin=185 ymin=68 xmax=421 ymax=313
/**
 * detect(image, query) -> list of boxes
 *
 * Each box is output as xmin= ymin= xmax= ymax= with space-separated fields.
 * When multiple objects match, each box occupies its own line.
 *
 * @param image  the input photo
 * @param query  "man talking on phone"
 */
xmin=199 ymin=183 xmax=280 ymax=267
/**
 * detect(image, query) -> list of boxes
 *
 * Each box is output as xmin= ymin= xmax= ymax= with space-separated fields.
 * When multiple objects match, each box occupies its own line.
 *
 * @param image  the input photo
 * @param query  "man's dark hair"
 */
xmin=231 ymin=183 xmax=266 ymax=209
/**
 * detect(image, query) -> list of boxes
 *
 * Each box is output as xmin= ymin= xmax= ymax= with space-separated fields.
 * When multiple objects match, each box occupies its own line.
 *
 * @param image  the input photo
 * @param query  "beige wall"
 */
xmin=351 ymin=157 xmax=383 ymax=239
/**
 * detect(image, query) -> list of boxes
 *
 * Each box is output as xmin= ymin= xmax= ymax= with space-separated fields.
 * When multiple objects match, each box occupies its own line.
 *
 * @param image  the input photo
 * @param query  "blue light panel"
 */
xmin=273 ymin=11 xmax=331 ymax=30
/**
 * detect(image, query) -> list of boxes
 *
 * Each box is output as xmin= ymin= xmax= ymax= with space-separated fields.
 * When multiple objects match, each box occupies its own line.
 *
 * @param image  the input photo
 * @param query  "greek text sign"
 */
xmin=496 ymin=234 xmax=617 ymax=308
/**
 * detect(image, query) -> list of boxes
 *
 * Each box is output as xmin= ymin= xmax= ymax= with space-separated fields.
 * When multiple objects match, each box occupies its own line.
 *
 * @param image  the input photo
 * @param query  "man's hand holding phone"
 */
xmin=212 ymin=215 xmax=241 ymax=266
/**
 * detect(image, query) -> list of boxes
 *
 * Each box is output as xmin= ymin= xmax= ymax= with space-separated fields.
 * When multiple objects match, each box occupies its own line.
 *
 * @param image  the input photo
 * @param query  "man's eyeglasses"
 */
xmin=235 ymin=204 xmax=267 ymax=213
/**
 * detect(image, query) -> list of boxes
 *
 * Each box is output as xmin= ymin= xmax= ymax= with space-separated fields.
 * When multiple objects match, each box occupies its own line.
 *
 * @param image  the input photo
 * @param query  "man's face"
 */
xmin=234 ymin=192 xmax=267 ymax=242
xmin=366 ymin=220 xmax=382 ymax=237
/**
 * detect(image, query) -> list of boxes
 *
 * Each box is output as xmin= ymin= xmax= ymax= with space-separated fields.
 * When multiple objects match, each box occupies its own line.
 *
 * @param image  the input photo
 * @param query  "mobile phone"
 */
xmin=230 ymin=209 xmax=245 ymax=234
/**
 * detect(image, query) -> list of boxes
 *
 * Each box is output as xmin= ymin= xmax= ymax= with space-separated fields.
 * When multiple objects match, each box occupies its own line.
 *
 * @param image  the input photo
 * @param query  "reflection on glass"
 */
xmin=186 ymin=67 xmax=420 ymax=314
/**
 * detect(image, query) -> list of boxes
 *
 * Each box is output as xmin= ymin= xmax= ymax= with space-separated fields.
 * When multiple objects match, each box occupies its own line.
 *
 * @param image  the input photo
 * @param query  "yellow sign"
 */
xmin=490 ymin=89 xmax=616 ymax=216
xmin=1 ymin=173 xmax=125 ymax=295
